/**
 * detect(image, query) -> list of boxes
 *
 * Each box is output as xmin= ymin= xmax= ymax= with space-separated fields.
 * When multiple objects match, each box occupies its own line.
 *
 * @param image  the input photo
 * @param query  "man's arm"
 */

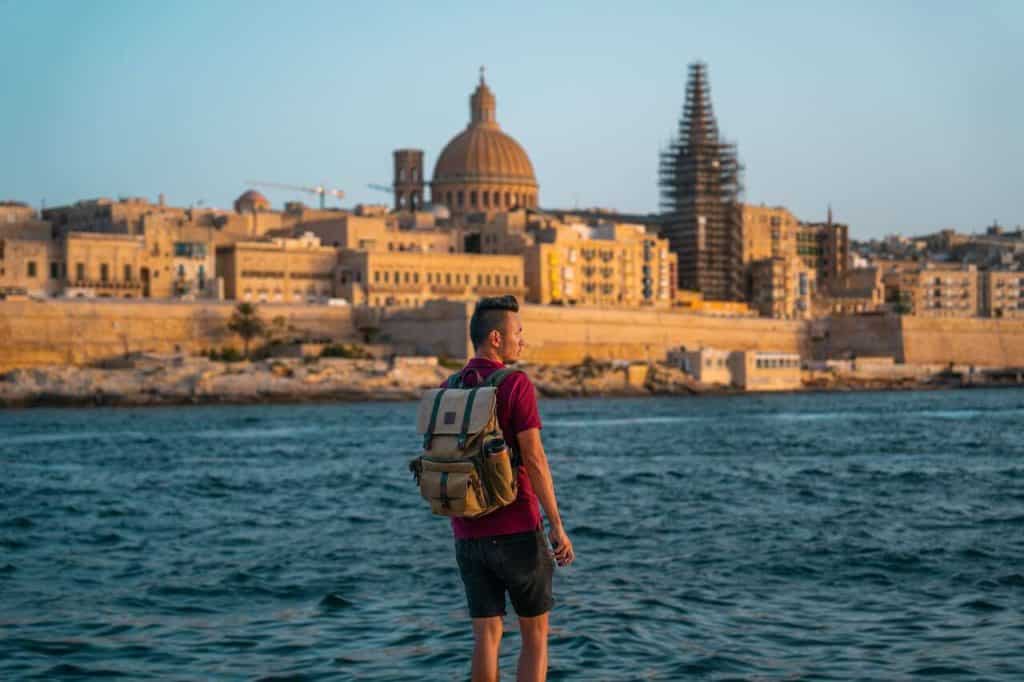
xmin=517 ymin=427 xmax=574 ymax=567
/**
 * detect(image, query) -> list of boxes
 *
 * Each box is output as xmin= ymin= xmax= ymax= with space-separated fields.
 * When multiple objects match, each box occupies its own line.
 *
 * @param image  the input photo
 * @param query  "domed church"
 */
xmin=431 ymin=70 xmax=538 ymax=215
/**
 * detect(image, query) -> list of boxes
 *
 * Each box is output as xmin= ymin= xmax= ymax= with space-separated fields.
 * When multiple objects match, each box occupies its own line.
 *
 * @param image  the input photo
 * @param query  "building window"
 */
xmin=27 ymin=261 xmax=37 ymax=277
xmin=446 ymin=192 xmax=453 ymax=207
xmin=457 ymin=191 xmax=464 ymax=207
xmin=100 ymin=264 xmax=109 ymax=282
xmin=76 ymin=263 xmax=84 ymax=281
xmin=124 ymin=264 xmax=132 ymax=281
xmin=482 ymin=192 xmax=489 ymax=208
xmin=413 ymin=272 xmax=419 ymax=283
xmin=50 ymin=261 xmax=59 ymax=279
xmin=445 ymin=273 xmax=451 ymax=285
xmin=374 ymin=271 xmax=380 ymax=283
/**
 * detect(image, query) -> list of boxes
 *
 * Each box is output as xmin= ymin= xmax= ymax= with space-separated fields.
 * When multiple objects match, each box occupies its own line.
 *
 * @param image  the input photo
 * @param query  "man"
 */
xmin=447 ymin=295 xmax=574 ymax=682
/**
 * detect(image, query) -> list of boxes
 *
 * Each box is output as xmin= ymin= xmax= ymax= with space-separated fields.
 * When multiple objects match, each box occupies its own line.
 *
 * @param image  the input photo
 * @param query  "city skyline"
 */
xmin=1 ymin=1 xmax=1022 ymax=240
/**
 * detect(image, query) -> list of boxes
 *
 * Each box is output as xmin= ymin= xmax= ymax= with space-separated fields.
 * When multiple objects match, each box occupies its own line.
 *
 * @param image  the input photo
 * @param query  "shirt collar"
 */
xmin=466 ymin=357 xmax=504 ymax=369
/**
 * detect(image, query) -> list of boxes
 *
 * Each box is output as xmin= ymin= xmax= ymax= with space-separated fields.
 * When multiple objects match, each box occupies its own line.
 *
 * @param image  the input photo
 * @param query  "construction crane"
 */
xmin=367 ymin=183 xmax=393 ymax=194
xmin=246 ymin=180 xmax=345 ymax=210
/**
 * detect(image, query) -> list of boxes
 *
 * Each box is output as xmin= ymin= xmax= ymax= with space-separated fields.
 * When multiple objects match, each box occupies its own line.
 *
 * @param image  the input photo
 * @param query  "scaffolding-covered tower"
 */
xmin=659 ymin=62 xmax=745 ymax=301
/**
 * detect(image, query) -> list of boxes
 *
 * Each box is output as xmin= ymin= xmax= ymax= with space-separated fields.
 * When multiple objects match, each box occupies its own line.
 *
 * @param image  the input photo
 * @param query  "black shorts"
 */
xmin=455 ymin=528 xmax=554 ymax=618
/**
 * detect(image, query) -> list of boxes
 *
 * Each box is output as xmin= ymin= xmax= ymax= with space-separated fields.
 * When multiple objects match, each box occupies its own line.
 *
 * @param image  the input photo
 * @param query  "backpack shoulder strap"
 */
xmin=486 ymin=367 xmax=526 ymax=468
xmin=444 ymin=371 xmax=463 ymax=388
xmin=486 ymin=367 xmax=523 ymax=387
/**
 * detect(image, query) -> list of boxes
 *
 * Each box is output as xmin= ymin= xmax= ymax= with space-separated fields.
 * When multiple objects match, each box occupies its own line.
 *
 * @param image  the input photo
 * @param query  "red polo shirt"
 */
xmin=444 ymin=358 xmax=543 ymax=539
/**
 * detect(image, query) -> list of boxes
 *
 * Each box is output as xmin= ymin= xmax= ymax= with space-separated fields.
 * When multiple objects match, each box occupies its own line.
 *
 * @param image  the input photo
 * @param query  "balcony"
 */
xmin=69 ymin=279 xmax=143 ymax=290
xmin=368 ymin=282 xmax=422 ymax=293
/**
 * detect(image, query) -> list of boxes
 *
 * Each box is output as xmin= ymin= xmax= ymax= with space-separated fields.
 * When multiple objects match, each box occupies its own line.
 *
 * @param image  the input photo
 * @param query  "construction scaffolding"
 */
xmin=659 ymin=62 xmax=745 ymax=301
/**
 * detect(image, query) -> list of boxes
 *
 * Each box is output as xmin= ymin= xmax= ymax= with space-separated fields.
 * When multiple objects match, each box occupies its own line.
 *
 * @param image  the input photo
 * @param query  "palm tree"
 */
xmin=227 ymin=302 xmax=265 ymax=359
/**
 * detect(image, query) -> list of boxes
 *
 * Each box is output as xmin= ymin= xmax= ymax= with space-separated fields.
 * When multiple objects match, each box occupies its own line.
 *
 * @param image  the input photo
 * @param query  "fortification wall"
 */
xmin=0 ymin=300 xmax=357 ymax=371
xmin=518 ymin=305 xmax=806 ymax=364
xmin=813 ymin=315 xmax=905 ymax=362
xmin=900 ymin=317 xmax=1024 ymax=367
xmin=380 ymin=300 xmax=473 ymax=358
xmin=4 ymin=299 xmax=1021 ymax=373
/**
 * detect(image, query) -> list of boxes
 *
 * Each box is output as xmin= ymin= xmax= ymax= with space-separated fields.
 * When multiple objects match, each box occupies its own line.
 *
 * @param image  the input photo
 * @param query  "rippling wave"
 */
xmin=2 ymin=389 xmax=1023 ymax=679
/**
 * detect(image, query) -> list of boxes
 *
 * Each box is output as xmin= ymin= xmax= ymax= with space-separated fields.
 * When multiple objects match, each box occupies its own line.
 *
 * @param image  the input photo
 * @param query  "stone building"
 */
xmin=797 ymin=208 xmax=850 ymax=292
xmin=822 ymin=267 xmax=886 ymax=315
xmin=741 ymin=204 xmax=799 ymax=264
xmin=63 ymin=233 xmax=151 ymax=298
xmin=895 ymin=263 xmax=979 ymax=317
xmin=336 ymin=250 xmax=525 ymax=307
xmin=979 ymin=270 xmax=1024 ymax=318
xmin=522 ymin=220 xmax=677 ymax=308
xmin=431 ymin=71 xmax=539 ymax=216
xmin=0 ymin=237 xmax=60 ymax=298
xmin=749 ymin=255 xmax=816 ymax=319
xmin=216 ymin=233 xmax=339 ymax=303
xmin=296 ymin=212 xmax=455 ymax=253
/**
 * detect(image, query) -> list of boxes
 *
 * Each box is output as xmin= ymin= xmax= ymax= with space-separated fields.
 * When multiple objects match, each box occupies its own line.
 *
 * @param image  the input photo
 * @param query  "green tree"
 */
xmin=227 ymin=302 xmax=265 ymax=359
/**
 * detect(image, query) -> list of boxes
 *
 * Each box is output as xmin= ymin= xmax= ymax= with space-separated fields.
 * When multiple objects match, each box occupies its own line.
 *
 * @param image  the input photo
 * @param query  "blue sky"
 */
xmin=1 ymin=0 xmax=1021 ymax=240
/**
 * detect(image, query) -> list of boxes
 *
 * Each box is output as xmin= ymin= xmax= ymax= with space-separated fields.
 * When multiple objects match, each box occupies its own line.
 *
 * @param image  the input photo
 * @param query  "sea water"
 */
xmin=2 ymin=389 xmax=1023 ymax=680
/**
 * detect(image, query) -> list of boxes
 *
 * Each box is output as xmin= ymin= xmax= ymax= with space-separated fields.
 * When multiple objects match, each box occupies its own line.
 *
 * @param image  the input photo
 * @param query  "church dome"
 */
xmin=431 ymin=71 xmax=538 ymax=213
xmin=234 ymin=190 xmax=271 ymax=213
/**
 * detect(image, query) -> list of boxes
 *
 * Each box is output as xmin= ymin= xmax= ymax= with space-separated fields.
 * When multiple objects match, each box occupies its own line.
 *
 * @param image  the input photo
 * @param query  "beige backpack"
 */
xmin=409 ymin=368 xmax=520 ymax=518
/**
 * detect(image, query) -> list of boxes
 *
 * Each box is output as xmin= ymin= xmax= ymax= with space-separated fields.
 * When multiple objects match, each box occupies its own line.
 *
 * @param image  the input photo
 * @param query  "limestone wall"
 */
xmin=518 ymin=305 xmax=806 ymax=364
xmin=900 ymin=317 xmax=1024 ymax=367
xmin=380 ymin=300 xmax=473 ymax=358
xmin=812 ymin=315 xmax=905 ymax=362
xmin=0 ymin=300 xmax=357 ymax=371
xmin=4 ymin=299 xmax=1022 ymax=373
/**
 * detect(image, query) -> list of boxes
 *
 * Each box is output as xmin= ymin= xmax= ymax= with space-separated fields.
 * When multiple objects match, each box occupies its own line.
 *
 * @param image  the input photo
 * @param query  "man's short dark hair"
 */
xmin=469 ymin=295 xmax=519 ymax=350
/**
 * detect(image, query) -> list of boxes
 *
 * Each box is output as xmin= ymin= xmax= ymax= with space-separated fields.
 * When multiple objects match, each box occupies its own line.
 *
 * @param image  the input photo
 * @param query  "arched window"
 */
xmin=493 ymin=191 xmax=500 ymax=207
xmin=482 ymin=191 xmax=489 ymax=208
xmin=470 ymin=191 xmax=477 ymax=207
xmin=505 ymin=192 xmax=511 ymax=206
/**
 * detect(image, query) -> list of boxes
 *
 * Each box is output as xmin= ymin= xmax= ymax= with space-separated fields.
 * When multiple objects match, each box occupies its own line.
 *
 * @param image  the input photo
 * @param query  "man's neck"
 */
xmin=473 ymin=350 xmax=504 ymax=365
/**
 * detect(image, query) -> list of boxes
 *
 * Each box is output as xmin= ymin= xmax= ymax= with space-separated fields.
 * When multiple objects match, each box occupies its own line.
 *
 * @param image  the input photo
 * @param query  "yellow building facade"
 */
xmin=749 ymin=256 xmax=816 ymax=319
xmin=0 ymin=237 xmax=60 ymax=297
xmin=981 ymin=271 xmax=1024 ymax=318
xmin=912 ymin=263 xmax=979 ymax=317
xmin=216 ymin=233 xmax=339 ymax=303
xmin=336 ymin=251 xmax=526 ymax=307
xmin=741 ymin=204 xmax=799 ymax=263
xmin=523 ymin=222 xmax=677 ymax=308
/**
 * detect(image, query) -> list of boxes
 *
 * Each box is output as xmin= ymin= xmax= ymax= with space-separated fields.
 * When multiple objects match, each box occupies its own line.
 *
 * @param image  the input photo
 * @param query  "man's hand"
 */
xmin=548 ymin=524 xmax=574 ymax=567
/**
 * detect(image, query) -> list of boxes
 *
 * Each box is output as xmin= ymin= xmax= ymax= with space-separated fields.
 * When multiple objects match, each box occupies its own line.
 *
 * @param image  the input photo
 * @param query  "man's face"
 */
xmin=496 ymin=312 xmax=525 ymax=363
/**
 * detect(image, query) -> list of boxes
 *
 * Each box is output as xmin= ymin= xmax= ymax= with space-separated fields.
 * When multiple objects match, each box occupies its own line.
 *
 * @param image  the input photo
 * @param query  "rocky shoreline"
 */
xmin=0 ymin=354 xmax=989 ymax=409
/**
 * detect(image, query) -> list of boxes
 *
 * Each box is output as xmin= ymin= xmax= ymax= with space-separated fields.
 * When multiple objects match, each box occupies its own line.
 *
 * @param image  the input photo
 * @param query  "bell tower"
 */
xmin=393 ymin=149 xmax=424 ymax=211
